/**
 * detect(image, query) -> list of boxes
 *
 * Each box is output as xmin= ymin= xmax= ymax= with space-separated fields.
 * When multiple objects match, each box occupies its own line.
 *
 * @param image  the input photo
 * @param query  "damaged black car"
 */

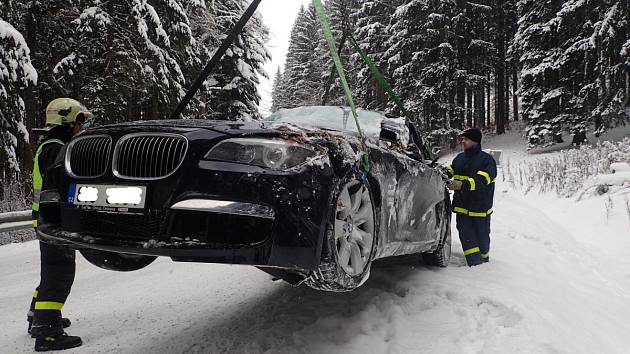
xmin=37 ymin=106 xmax=451 ymax=291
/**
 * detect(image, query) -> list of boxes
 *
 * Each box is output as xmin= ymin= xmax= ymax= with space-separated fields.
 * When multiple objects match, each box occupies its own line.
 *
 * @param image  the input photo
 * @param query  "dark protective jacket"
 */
xmin=32 ymin=127 xmax=72 ymax=227
xmin=446 ymin=145 xmax=497 ymax=217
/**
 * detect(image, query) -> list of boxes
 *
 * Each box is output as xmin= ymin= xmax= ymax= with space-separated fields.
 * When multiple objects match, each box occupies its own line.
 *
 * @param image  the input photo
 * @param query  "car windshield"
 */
xmin=264 ymin=106 xmax=386 ymax=138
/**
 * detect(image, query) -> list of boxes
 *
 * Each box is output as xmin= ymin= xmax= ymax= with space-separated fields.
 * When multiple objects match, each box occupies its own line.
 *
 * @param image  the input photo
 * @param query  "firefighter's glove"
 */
xmin=439 ymin=165 xmax=451 ymax=181
xmin=447 ymin=180 xmax=463 ymax=191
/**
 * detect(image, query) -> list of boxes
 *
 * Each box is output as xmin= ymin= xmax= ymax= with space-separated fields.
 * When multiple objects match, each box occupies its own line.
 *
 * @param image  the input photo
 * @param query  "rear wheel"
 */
xmin=421 ymin=193 xmax=451 ymax=267
xmin=305 ymin=174 xmax=377 ymax=291
xmin=80 ymin=250 xmax=157 ymax=272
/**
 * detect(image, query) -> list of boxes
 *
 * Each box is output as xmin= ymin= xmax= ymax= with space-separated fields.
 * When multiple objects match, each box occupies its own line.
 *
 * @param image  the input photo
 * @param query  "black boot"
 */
xmin=34 ymin=332 xmax=82 ymax=352
xmin=28 ymin=315 xmax=71 ymax=336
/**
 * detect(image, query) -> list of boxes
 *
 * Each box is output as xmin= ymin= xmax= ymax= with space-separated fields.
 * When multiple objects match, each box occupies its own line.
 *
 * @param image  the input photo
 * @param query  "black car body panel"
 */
xmin=38 ymin=107 xmax=446 ymax=274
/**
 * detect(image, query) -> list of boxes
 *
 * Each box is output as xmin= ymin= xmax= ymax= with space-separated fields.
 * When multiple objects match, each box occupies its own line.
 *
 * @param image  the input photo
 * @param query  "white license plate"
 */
xmin=68 ymin=184 xmax=147 ymax=211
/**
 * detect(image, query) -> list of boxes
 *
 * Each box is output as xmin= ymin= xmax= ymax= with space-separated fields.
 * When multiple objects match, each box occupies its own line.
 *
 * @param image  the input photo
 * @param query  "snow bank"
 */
xmin=596 ymin=172 xmax=630 ymax=186
xmin=610 ymin=162 xmax=630 ymax=173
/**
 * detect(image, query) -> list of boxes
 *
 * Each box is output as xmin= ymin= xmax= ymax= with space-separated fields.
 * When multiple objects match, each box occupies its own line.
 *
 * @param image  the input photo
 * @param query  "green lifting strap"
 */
xmin=321 ymin=30 xmax=348 ymax=106
xmin=347 ymin=33 xmax=433 ymax=160
xmin=312 ymin=0 xmax=370 ymax=173
xmin=348 ymin=34 xmax=409 ymax=119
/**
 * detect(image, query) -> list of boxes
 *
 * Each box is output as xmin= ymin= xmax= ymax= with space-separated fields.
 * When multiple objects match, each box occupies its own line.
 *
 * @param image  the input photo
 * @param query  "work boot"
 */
xmin=34 ymin=332 xmax=82 ymax=352
xmin=28 ymin=315 xmax=71 ymax=336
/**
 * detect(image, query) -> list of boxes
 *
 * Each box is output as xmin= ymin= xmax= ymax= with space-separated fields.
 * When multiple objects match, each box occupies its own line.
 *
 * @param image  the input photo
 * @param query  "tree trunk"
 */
xmin=466 ymin=86 xmax=473 ymax=127
xmin=495 ymin=0 xmax=506 ymax=135
xmin=447 ymin=88 xmax=455 ymax=130
xmin=151 ymin=88 xmax=159 ymax=121
xmin=487 ymin=76 xmax=491 ymax=127
xmin=475 ymin=86 xmax=485 ymax=128
xmin=21 ymin=2 xmax=40 ymax=192
xmin=480 ymin=85 xmax=486 ymax=128
xmin=512 ymin=68 xmax=519 ymax=122
xmin=456 ymin=78 xmax=465 ymax=130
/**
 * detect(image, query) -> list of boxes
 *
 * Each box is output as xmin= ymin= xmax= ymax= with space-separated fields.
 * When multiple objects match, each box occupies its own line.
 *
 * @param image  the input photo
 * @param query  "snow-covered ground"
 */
xmin=1 ymin=129 xmax=629 ymax=353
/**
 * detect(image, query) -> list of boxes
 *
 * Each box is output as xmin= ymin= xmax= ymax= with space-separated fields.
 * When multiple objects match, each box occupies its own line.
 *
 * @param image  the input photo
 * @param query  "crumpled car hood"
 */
xmin=94 ymin=119 xmax=356 ymax=139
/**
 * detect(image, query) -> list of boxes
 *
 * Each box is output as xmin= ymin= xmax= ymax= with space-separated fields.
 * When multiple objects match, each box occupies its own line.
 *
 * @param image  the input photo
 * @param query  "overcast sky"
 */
xmin=257 ymin=0 xmax=312 ymax=116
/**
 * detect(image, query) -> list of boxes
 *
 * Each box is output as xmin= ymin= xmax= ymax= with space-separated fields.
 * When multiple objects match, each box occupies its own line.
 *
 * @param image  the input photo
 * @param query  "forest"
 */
xmin=1 ymin=0 xmax=270 ymax=189
xmin=273 ymin=0 xmax=629 ymax=149
xmin=2 ymin=0 xmax=630 ymax=198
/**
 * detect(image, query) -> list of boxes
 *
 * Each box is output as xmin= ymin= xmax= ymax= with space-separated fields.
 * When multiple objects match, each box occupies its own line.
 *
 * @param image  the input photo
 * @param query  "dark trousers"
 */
xmin=29 ymin=241 xmax=76 ymax=335
xmin=456 ymin=214 xmax=491 ymax=266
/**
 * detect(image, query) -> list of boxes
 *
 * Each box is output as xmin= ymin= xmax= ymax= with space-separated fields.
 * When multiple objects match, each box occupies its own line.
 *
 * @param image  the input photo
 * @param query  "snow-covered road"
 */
xmin=2 ymin=133 xmax=630 ymax=353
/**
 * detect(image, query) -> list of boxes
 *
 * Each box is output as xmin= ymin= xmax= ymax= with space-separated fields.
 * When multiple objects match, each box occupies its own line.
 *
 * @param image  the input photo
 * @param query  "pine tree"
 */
xmin=589 ymin=1 xmax=630 ymax=136
xmin=386 ymin=0 xmax=477 ymax=139
xmin=281 ymin=4 xmax=322 ymax=108
xmin=352 ymin=0 xmax=401 ymax=111
xmin=514 ymin=0 xmax=565 ymax=147
xmin=494 ymin=0 xmax=507 ymax=134
xmin=515 ymin=0 xmax=629 ymax=148
xmin=505 ymin=0 xmax=520 ymax=123
xmin=270 ymin=67 xmax=285 ymax=112
xmin=52 ymin=0 xmax=197 ymax=123
xmin=316 ymin=0 xmax=361 ymax=106
xmin=0 ymin=17 xmax=37 ymax=175
xmin=200 ymin=0 xmax=271 ymax=121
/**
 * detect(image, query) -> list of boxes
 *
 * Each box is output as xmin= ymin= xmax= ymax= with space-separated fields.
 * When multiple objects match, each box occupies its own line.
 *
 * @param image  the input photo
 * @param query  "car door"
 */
xmin=393 ymin=123 xmax=446 ymax=252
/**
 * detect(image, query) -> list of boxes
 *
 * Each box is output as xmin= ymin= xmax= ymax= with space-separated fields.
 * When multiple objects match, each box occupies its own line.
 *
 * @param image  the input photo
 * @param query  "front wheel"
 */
xmin=80 ymin=249 xmax=157 ymax=272
xmin=421 ymin=195 xmax=451 ymax=267
xmin=305 ymin=173 xmax=377 ymax=292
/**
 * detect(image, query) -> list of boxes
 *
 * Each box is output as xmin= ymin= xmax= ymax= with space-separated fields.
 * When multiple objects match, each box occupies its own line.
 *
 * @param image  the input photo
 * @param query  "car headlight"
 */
xmin=204 ymin=138 xmax=318 ymax=170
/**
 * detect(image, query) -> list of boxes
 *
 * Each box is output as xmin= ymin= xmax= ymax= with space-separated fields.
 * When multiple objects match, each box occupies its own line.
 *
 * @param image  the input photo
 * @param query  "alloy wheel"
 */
xmin=334 ymin=180 xmax=375 ymax=276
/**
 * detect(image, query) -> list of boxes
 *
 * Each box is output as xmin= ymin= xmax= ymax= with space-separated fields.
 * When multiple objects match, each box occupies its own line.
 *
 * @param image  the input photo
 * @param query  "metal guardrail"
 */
xmin=0 ymin=210 xmax=32 ymax=233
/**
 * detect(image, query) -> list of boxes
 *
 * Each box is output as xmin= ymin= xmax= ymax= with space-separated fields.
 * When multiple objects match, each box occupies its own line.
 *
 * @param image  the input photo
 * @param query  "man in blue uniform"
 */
xmin=29 ymin=98 xmax=91 ymax=351
xmin=445 ymin=128 xmax=496 ymax=267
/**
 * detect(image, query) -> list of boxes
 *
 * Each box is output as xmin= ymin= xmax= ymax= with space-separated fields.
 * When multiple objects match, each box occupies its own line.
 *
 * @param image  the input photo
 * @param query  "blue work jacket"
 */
xmin=446 ymin=145 xmax=497 ymax=217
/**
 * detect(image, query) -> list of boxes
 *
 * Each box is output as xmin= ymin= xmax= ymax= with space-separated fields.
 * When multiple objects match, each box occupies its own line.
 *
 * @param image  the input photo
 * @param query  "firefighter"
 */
xmin=445 ymin=128 xmax=496 ymax=267
xmin=28 ymin=98 xmax=92 ymax=351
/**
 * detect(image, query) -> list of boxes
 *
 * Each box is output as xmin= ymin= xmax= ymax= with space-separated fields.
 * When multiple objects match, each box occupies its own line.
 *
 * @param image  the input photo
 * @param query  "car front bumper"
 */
xmin=38 ymin=159 xmax=337 ymax=272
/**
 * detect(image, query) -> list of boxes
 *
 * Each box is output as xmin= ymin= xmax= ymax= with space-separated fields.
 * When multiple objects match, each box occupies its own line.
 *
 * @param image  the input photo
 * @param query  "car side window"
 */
xmin=406 ymin=123 xmax=429 ymax=162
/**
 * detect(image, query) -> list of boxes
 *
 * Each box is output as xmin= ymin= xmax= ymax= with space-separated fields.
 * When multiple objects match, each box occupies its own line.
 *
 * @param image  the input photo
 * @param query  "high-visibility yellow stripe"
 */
xmin=454 ymin=207 xmax=493 ymax=217
xmin=464 ymin=247 xmax=480 ymax=256
xmin=481 ymin=253 xmax=490 ymax=259
xmin=34 ymin=301 xmax=64 ymax=311
xmin=454 ymin=175 xmax=476 ymax=191
xmin=477 ymin=171 xmax=491 ymax=185
xmin=453 ymin=207 xmax=468 ymax=214
xmin=32 ymin=139 xmax=64 ymax=219
xmin=446 ymin=165 xmax=454 ymax=175
xmin=33 ymin=290 xmax=38 ymax=299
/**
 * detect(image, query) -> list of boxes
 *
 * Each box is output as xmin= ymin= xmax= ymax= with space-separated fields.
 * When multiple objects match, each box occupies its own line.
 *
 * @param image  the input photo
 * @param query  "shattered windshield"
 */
xmin=265 ymin=106 xmax=386 ymax=138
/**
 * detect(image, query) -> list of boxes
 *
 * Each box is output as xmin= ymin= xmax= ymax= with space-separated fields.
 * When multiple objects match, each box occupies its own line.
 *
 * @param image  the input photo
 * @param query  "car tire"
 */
xmin=305 ymin=172 xmax=378 ymax=292
xmin=80 ymin=249 xmax=157 ymax=272
xmin=421 ymin=190 xmax=452 ymax=267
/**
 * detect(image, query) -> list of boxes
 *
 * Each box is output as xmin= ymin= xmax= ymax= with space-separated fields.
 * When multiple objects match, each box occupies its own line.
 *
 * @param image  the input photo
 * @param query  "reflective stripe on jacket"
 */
xmin=32 ymin=139 xmax=64 ymax=227
xmin=448 ymin=145 xmax=497 ymax=217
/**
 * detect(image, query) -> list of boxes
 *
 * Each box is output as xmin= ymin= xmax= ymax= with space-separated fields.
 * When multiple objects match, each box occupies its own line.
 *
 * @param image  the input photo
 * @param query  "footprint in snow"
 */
xmin=475 ymin=297 xmax=523 ymax=328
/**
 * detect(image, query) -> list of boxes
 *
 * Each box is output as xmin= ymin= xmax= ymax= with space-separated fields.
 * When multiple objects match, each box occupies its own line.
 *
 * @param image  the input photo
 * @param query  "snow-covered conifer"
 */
xmin=198 ymin=0 xmax=271 ymax=121
xmin=0 ymin=18 xmax=36 ymax=175
xmin=281 ymin=4 xmax=323 ymax=108
xmin=271 ymin=67 xmax=285 ymax=112
xmin=515 ymin=0 xmax=629 ymax=148
xmin=352 ymin=0 xmax=401 ymax=111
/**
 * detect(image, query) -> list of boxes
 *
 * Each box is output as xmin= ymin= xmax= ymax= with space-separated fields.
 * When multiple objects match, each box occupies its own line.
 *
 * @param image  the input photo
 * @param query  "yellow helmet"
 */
xmin=45 ymin=98 xmax=93 ymax=126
